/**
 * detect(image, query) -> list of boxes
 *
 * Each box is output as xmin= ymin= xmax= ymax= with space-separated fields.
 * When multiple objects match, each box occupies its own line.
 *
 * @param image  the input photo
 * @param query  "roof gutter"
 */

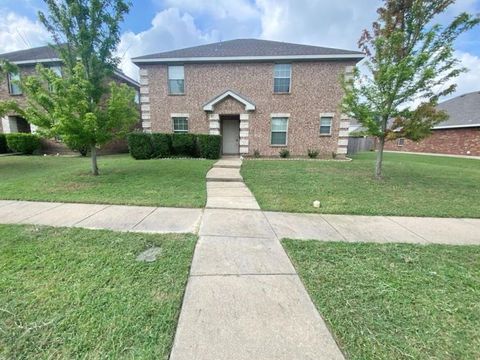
xmin=7 ymin=58 xmax=139 ymax=88
xmin=10 ymin=58 xmax=62 ymax=65
xmin=432 ymin=123 xmax=480 ymax=130
xmin=132 ymin=53 xmax=364 ymax=64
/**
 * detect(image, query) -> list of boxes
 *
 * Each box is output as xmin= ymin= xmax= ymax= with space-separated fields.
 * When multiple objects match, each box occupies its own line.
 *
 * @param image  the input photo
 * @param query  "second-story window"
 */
xmin=48 ymin=65 xmax=62 ymax=92
xmin=168 ymin=65 xmax=184 ymax=94
xmin=273 ymin=64 xmax=291 ymax=93
xmin=8 ymin=72 xmax=22 ymax=95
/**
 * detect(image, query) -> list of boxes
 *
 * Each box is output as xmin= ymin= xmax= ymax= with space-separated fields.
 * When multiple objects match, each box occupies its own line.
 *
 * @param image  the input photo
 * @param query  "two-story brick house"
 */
xmin=132 ymin=39 xmax=364 ymax=157
xmin=0 ymin=45 xmax=140 ymax=154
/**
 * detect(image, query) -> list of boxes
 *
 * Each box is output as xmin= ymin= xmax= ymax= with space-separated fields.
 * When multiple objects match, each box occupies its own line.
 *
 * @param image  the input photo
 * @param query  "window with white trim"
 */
xmin=172 ymin=117 xmax=188 ymax=133
xmin=48 ymin=65 xmax=62 ymax=92
xmin=271 ymin=117 xmax=288 ymax=145
xmin=8 ymin=72 xmax=21 ymax=95
xmin=320 ymin=116 xmax=333 ymax=135
xmin=397 ymin=138 xmax=405 ymax=146
xmin=273 ymin=64 xmax=291 ymax=93
xmin=168 ymin=65 xmax=184 ymax=94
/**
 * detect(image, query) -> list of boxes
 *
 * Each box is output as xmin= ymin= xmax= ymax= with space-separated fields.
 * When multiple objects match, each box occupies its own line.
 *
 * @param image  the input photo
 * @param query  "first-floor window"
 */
xmin=173 ymin=117 xmax=188 ymax=133
xmin=397 ymin=138 xmax=405 ymax=146
xmin=320 ymin=116 xmax=333 ymax=135
xmin=271 ymin=117 xmax=288 ymax=145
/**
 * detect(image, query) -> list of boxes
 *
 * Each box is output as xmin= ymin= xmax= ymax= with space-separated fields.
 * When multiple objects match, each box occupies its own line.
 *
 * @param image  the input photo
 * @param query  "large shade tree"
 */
xmin=14 ymin=0 xmax=137 ymax=175
xmin=342 ymin=0 xmax=479 ymax=178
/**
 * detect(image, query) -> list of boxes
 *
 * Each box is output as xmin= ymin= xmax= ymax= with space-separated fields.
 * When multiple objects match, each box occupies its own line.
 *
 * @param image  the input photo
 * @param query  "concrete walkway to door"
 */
xmin=169 ymin=157 xmax=345 ymax=360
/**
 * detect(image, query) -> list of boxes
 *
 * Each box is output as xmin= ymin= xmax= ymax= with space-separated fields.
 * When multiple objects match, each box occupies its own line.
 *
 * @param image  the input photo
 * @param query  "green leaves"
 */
xmin=342 ymin=0 xmax=479 ymax=177
xmin=20 ymin=61 xmax=138 ymax=153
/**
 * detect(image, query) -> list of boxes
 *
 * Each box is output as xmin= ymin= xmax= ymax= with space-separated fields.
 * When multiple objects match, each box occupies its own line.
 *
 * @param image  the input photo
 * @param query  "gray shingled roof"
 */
xmin=0 ymin=45 xmax=59 ymax=62
xmin=435 ymin=91 xmax=480 ymax=128
xmin=132 ymin=38 xmax=364 ymax=62
xmin=0 ymin=45 xmax=139 ymax=88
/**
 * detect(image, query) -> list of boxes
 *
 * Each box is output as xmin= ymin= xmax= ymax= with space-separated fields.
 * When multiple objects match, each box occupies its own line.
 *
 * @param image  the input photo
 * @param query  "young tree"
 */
xmin=23 ymin=0 xmax=136 ymax=175
xmin=342 ymin=0 xmax=479 ymax=178
xmin=19 ymin=63 xmax=137 ymax=165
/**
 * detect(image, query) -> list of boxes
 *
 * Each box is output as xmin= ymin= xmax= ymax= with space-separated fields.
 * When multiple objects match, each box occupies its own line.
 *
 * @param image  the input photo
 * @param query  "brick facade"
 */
xmin=384 ymin=127 xmax=480 ymax=156
xmin=0 ymin=64 xmax=138 ymax=155
xmin=139 ymin=61 xmax=355 ymax=157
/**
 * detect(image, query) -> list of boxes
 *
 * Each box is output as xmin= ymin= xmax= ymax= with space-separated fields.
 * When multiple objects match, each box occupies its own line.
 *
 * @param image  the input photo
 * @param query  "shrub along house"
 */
xmin=384 ymin=91 xmax=480 ymax=157
xmin=0 ymin=45 xmax=140 ymax=154
xmin=132 ymin=39 xmax=364 ymax=157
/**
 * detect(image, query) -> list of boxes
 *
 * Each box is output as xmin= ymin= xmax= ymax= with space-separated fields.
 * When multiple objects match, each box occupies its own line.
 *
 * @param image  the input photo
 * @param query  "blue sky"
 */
xmin=1 ymin=0 xmax=479 ymax=96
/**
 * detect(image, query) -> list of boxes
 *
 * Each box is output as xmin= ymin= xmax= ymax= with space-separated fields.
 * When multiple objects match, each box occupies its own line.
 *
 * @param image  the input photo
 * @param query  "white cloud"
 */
xmin=117 ymin=7 xmax=221 ymax=79
xmin=257 ymin=0 xmax=381 ymax=50
xmin=0 ymin=12 xmax=50 ymax=54
xmin=448 ymin=51 xmax=480 ymax=98
xmin=162 ymin=0 xmax=260 ymax=21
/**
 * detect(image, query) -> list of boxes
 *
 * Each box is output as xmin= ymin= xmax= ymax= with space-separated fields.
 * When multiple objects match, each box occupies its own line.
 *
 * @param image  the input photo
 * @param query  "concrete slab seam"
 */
xmin=385 ymin=216 xmax=431 ymax=243
xmin=190 ymin=272 xmax=298 ymax=277
xmin=19 ymin=202 xmax=65 ymax=224
xmin=319 ymin=215 xmax=349 ymax=242
xmin=131 ymin=207 xmax=160 ymax=231
xmin=71 ymin=204 xmax=112 ymax=226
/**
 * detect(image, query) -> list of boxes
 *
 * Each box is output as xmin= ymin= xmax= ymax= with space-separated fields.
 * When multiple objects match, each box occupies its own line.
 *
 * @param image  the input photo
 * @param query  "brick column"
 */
xmin=239 ymin=113 xmax=249 ymax=154
xmin=337 ymin=114 xmax=350 ymax=156
xmin=139 ymin=68 xmax=151 ymax=133
xmin=209 ymin=114 xmax=220 ymax=135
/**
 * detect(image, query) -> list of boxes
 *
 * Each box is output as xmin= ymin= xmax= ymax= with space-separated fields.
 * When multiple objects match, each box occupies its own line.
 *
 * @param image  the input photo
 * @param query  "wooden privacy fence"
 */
xmin=347 ymin=137 xmax=376 ymax=155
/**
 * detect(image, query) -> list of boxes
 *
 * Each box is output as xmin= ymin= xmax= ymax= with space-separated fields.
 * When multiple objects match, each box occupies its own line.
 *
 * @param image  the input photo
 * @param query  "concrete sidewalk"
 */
xmin=170 ymin=158 xmax=345 ymax=360
xmin=1 ymin=199 xmax=479 ymax=244
xmin=265 ymin=212 xmax=480 ymax=245
xmin=0 ymin=200 xmax=202 ymax=233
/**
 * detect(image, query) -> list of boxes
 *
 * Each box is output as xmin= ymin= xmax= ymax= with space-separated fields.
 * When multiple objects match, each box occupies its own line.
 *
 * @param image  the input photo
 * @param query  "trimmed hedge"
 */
xmin=0 ymin=134 xmax=8 ymax=154
xmin=127 ymin=133 xmax=154 ymax=159
xmin=171 ymin=134 xmax=197 ymax=157
xmin=197 ymin=134 xmax=222 ymax=159
xmin=127 ymin=132 xmax=222 ymax=160
xmin=6 ymin=133 xmax=40 ymax=154
xmin=151 ymin=133 xmax=171 ymax=158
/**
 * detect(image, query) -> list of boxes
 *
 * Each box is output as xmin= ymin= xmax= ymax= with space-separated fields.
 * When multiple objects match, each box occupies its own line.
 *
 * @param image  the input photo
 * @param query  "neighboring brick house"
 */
xmin=0 ymin=45 xmax=140 ymax=154
xmin=132 ymin=39 xmax=364 ymax=157
xmin=384 ymin=91 xmax=480 ymax=156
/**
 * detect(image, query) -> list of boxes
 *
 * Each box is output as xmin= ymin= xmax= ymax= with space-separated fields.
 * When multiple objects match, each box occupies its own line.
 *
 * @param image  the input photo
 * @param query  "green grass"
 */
xmin=242 ymin=152 xmax=480 ymax=217
xmin=283 ymin=240 xmax=480 ymax=359
xmin=0 ymin=224 xmax=196 ymax=359
xmin=0 ymin=155 xmax=214 ymax=207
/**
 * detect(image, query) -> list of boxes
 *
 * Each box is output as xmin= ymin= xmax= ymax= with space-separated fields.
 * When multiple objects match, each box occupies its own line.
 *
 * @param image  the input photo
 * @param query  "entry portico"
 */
xmin=205 ymin=90 xmax=254 ymax=155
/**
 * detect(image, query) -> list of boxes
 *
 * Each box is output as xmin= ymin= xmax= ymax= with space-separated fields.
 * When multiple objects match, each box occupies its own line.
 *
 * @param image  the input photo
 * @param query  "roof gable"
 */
xmin=434 ymin=91 xmax=480 ymax=129
xmin=0 ymin=45 xmax=139 ymax=88
xmin=132 ymin=39 xmax=364 ymax=64
xmin=203 ymin=90 xmax=256 ymax=112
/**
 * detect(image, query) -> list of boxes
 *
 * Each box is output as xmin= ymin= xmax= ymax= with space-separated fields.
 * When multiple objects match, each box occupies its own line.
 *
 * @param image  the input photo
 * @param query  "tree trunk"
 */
xmin=375 ymin=135 xmax=385 ymax=179
xmin=91 ymin=145 xmax=99 ymax=176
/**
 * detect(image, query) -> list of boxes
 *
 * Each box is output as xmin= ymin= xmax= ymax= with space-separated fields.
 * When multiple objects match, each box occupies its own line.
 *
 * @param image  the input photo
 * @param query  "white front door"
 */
xmin=222 ymin=119 xmax=240 ymax=154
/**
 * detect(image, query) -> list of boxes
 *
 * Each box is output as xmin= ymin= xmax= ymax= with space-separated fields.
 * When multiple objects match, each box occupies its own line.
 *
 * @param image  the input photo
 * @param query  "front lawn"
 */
xmin=242 ymin=152 xmax=480 ymax=217
xmin=0 ymin=155 xmax=214 ymax=207
xmin=0 ymin=224 xmax=196 ymax=359
xmin=283 ymin=240 xmax=480 ymax=359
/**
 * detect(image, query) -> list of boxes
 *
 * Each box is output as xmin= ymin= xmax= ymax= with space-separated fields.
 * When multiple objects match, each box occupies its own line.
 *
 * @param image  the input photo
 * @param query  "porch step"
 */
xmin=213 ymin=159 xmax=242 ymax=169
xmin=206 ymin=177 xmax=243 ymax=182
xmin=206 ymin=167 xmax=243 ymax=182
xmin=213 ymin=164 xmax=241 ymax=169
